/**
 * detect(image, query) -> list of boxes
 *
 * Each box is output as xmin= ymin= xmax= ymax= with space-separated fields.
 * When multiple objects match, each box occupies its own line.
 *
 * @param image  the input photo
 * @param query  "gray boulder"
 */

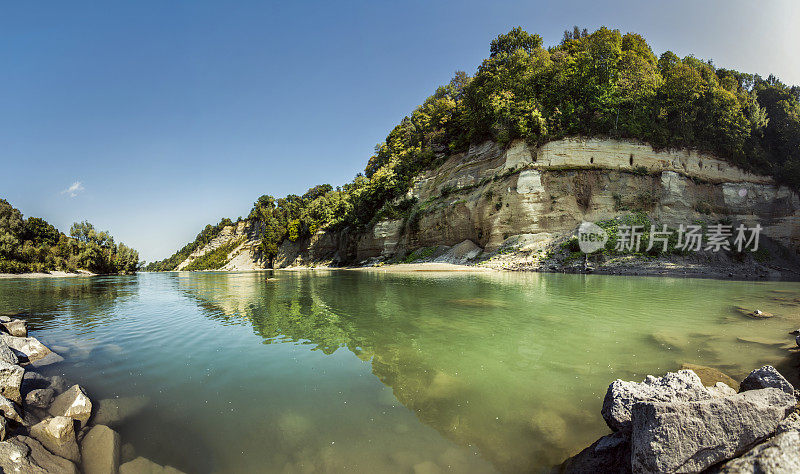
xmin=1 ymin=319 xmax=27 ymax=337
xmin=49 ymin=384 xmax=92 ymax=427
xmin=0 ymin=435 xmax=79 ymax=473
xmin=713 ymin=430 xmax=800 ymax=473
xmin=740 ymin=365 xmax=794 ymax=395
xmin=81 ymin=424 xmax=120 ymax=474
xmin=25 ymin=387 xmax=55 ymax=409
xmin=0 ymin=360 xmax=24 ymax=403
xmin=601 ymin=370 xmax=712 ymax=432
xmin=560 ymin=430 xmax=631 ymax=473
xmin=30 ymin=416 xmax=81 ymax=462
xmin=0 ymin=393 xmax=23 ymax=423
xmin=630 ymin=387 xmax=796 ymax=473
xmin=1 ymin=335 xmax=55 ymax=364
xmin=0 ymin=416 xmax=5 ymax=441
xmin=0 ymin=339 xmax=19 ymax=365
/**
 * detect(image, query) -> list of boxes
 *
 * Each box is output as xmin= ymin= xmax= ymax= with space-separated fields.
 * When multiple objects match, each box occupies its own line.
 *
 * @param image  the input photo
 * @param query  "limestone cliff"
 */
xmin=175 ymin=138 xmax=800 ymax=273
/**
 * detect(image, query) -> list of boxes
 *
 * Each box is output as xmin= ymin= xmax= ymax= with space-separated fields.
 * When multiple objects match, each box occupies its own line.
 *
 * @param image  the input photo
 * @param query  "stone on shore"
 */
xmin=1 ymin=334 xmax=55 ymax=364
xmin=679 ymin=363 xmax=739 ymax=391
xmin=25 ymin=388 xmax=55 ymax=409
xmin=560 ymin=431 xmax=631 ymax=474
xmin=0 ymin=393 xmax=23 ymax=423
xmin=0 ymin=435 xmax=79 ymax=473
xmin=30 ymin=416 xmax=81 ymax=463
xmin=120 ymin=456 xmax=186 ymax=474
xmin=740 ymin=365 xmax=794 ymax=395
xmin=1 ymin=319 xmax=27 ymax=337
xmin=0 ymin=339 xmax=19 ymax=365
xmin=712 ymin=430 xmax=800 ymax=473
xmin=0 ymin=416 xmax=6 ymax=441
xmin=0 ymin=360 xmax=24 ymax=403
xmin=601 ymin=370 xmax=711 ymax=432
xmin=81 ymin=424 xmax=121 ymax=474
xmin=630 ymin=387 xmax=797 ymax=472
xmin=49 ymin=384 xmax=92 ymax=427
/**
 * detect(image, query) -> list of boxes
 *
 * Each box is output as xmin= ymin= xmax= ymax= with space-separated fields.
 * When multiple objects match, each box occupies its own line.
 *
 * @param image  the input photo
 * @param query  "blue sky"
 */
xmin=2 ymin=0 xmax=798 ymax=261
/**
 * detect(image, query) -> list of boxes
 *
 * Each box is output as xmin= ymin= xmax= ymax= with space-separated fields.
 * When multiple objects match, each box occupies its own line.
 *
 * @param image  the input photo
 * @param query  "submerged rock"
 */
xmin=25 ymin=388 xmax=55 ymax=409
xmin=30 ymin=416 xmax=81 ymax=463
xmin=81 ymin=424 xmax=120 ymax=474
xmin=630 ymin=388 xmax=796 ymax=472
xmin=680 ymin=363 xmax=739 ymax=391
xmin=0 ymin=360 xmax=24 ymax=404
xmin=119 ymin=456 xmax=185 ymax=474
xmin=49 ymin=384 xmax=92 ymax=427
xmin=560 ymin=431 xmax=631 ymax=474
xmin=740 ymin=365 xmax=794 ymax=395
xmin=93 ymin=396 xmax=149 ymax=427
xmin=601 ymin=370 xmax=711 ymax=432
xmin=1 ymin=319 xmax=27 ymax=337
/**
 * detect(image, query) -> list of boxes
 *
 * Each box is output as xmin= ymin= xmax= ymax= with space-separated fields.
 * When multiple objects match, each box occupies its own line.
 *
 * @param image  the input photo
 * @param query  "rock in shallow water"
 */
xmin=0 ymin=335 xmax=55 ymax=364
xmin=119 ymin=456 xmax=186 ymax=474
xmin=560 ymin=430 xmax=631 ymax=474
xmin=630 ymin=387 xmax=797 ymax=472
xmin=48 ymin=384 xmax=92 ymax=427
xmin=25 ymin=388 xmax=55 ymax=409
xmin=740 ymin=365 xmax=795 ymax=395
xmin=601 ymin=370 xmax=712 ymax=432
xmin=81 ymin=424 xmax=120 ymax=474
xmin=679 ymin=363 xmax=739 ymax=391
xmin=1 ymin=319 xmax=27 ymax=337
xmin=93 ymin=396 xmax=149 ymax=427
xmin=30 ymin=415 xmax=80 ymax=463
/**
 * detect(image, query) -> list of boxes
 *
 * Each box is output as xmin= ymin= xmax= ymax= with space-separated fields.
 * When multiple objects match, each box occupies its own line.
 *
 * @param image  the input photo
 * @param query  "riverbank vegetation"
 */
xmin=0 ymin=199 xmax=140 ymax=274
xmin=152 ymin=26 xmax=800 ymax=270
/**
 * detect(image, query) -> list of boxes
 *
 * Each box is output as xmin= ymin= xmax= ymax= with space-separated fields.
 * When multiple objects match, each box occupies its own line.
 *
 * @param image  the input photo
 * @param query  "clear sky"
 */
xmin=2 ymin=0 xmax=798 ymax=262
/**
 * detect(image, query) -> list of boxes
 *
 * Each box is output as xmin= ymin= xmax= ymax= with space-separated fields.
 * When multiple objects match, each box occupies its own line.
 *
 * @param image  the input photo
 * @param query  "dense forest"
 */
xmin=148 ymin=26 xmax=800 ymax=271
xmin=0 ymin=199 xmax=140 ymax=274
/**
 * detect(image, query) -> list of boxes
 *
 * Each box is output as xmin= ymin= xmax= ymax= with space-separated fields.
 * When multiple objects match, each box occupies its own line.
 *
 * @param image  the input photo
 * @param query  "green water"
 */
xmin=1 ymin=271 xmax=799 ymax=473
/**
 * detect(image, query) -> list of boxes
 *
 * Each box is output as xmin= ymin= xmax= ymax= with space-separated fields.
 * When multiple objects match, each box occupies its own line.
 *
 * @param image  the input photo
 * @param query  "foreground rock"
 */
xmin=49 ymin=384 xmax=92 ymax=427
xmin=0 ymin=393 xmax=24 ymax=423
xmin=562 ymin=365 xmax=800 ymax=473
xmin=631 ymin=387 xmax=796 ymax=472
xmin=0 ymin=435 xmax=79 ymax=473
xmin=81 ymin=424 xmax=120 ymax=474
xmin=740 ymin=365 xmax=794 ymax=395
xmin=0 ymin=339 xmax=19 ymax=364
xmin=30 ymin=416 xmax=81 ymax=463
xmin=601 ymin=370 xmax=712 ymax=432
xmin=0 ymin=359 xmax=24 ymax=403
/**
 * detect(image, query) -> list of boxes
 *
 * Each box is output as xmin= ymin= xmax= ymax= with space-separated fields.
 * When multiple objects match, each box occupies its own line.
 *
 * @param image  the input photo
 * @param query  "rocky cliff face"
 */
xmin=175 ymin=138 xmax=800 ymax=271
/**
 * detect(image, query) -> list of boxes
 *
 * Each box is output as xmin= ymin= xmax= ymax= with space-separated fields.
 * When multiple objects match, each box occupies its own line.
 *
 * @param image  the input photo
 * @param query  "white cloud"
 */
xmin=62 ymin=181 xmax=85 ymax=198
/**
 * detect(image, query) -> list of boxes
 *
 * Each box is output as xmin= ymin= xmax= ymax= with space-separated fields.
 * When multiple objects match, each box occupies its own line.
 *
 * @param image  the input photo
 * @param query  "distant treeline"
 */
xmin=150 ymin=26 xmax=800 ymax=270
xmin=0 ymin=199 xmax=139 ymax=274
